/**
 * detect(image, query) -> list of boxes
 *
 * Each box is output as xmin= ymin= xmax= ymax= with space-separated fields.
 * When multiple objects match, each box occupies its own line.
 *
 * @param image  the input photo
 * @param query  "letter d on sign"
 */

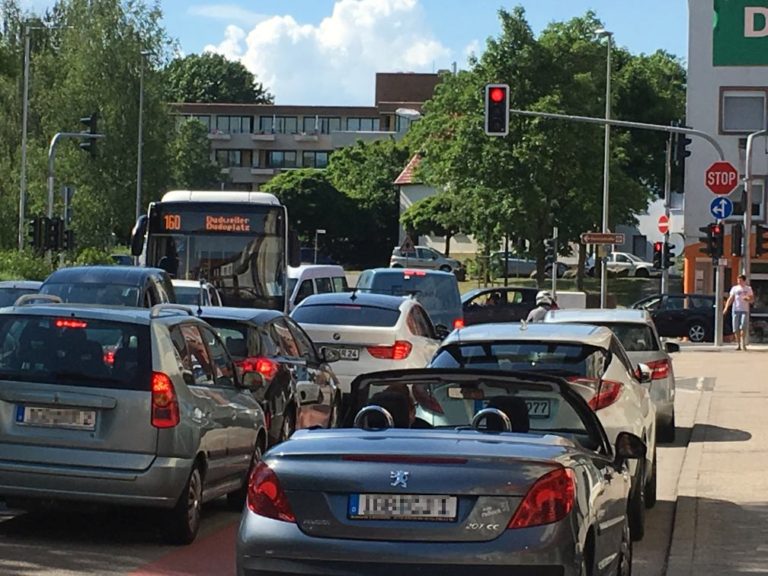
xmin=745 ymin=7 xmax=768 ymax=38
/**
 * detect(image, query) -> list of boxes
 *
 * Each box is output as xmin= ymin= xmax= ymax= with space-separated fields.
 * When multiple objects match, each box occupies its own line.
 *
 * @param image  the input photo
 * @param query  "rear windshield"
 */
xmin=430 ymin=342 xmax=607 ymax=379
xmin=41 ymin=283 xmax=140 ymax=307
xmin=357 ymin=271 xmax=460 ymax=320
xmin=596 ymin=322 xmax=659 ymax=352
xmin=292 ymin=304 xmax=400 ymax=327
xmin=202 ymin=318 xmax=257 ymax=359
xmin=0 ymin=288 xmax=38 ymax=308
xmin=0 ymin=315 xmax=150 ymax=389
xmin=174 ymin=287 xmax=204 ymax=305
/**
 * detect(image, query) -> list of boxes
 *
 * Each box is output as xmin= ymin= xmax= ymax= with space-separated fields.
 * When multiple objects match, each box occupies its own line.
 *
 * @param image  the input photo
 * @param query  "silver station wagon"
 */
xmin=0 ymin=300 xmax=267 ymax=544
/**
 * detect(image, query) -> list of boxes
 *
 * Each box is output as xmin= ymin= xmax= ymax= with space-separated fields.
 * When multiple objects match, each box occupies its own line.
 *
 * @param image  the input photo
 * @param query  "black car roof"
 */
xmin=42 ymin=266 xmax=168 ymax=286
xmin=195 ymin=306 xmax=284 ymax=324
xmin=462 ymin=286 xmax=538 ymax=302
xmin=295 ymin=291 xmax=406 ymax=309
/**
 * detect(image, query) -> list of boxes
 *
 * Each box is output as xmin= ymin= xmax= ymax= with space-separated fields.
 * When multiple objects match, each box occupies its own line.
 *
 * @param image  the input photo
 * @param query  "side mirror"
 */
xmin=130 ymin=215 xmax=148 ymax=256
xmin=635 ymin=363 xmax=652 ymax=384
xmin=614 ymin=431 xmax=646 ymax=461
xmin=296 ymin=380 xmax=322 ymax=405
xmin=434 ymin=324 xmax=451 ymax=340
xmin=320 ymin=346 xmax=340 ymax=363
xmin=665 ymin=341 xmax=680 ymax=354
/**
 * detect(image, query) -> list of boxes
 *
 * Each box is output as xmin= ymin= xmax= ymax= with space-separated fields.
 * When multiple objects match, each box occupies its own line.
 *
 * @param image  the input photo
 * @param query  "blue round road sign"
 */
xmin=710 ymin=197 xmax=733 ymax=220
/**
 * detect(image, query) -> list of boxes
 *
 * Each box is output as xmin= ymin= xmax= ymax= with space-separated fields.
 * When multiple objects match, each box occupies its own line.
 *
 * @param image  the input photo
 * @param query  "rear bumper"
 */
xmin=0 ymin=455 xmax=193 ymax=508
xmin=237 ymin=512 xmax=578 ymax=576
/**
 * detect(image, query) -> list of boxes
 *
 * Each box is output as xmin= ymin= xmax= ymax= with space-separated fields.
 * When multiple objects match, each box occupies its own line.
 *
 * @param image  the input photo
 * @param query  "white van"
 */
xmin=288 ymin=265 xmax=349 ymax=310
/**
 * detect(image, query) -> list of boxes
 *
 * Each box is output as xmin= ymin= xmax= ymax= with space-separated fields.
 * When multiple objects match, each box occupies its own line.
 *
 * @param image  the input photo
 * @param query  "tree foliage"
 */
xmin=400 ymin=192 xmax=465 ymax=255
xmin=163 ymin=52 xmax=274 ymax=104
xmin=168 ymin=118 xmax=222 ymax=190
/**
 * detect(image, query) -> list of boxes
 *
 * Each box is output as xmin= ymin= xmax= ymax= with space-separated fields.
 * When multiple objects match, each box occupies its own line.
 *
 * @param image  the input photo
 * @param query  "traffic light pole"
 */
xmin=714 ymin=262 xmax=724 ymax=348
xmin=661 ymin=136 xmax=672 ymax=295
xmin=46 ymin=132 xmax=105 ymax=218
xmin=551 ymin=227 xmax=558 ymax=300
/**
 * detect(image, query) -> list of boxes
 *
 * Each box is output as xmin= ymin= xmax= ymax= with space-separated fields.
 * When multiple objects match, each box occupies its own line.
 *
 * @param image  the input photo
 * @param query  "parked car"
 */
xmin=172 ymin=279 xmax=223 ymax=307
xmin=632 ymin=293 xmax=733 ymax=343
xmin=545 ymin=308 xmax=678 ymax=443
xmin=40 ymin=266 xmax=175 ymax=307
xmin=236 ymin=368 xmax=644 ymax=576
xmin=291 ymin=292 xmax=442 ymax=395
xmin=589 ymin=252 xmax=658 ymax=278
xmin=0 ymin=301 xmax=267 ymax=544
xmin=461 ymin=286 xmax=539 ymax=325
xmin=287 ymin=264 xmax=348 ymax=311
xmin=390 ymin=245 xmax=466 ymax=280
xmin=528 ymin=261 xmax=570 ymax=279
xmin=356 ymin=267 xmax=463 ymax=330
xmin=429 ymin=322 xmax=657 ymax=541
xmin=0 ymin=280 xmax=42 ymax=307
xmin=196 ymin=306 xmax=341 ymax=447
xmin=491 ymin=251 xmax=537 ymax=277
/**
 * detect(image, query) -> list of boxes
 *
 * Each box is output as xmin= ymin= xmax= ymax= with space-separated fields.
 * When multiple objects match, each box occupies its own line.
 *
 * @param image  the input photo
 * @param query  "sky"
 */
xmin=21 ymin=0 xmax=689 ymax=106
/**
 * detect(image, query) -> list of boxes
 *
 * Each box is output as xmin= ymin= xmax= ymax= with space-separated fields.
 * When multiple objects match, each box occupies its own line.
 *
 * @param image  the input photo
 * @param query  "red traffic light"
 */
xmin=653 ymin=242 xmax=663 ymax=251
xmin=489 ymin=87 xmax=506 ymax=103
xmin=712 ymin=224 xmax=721 ymax=235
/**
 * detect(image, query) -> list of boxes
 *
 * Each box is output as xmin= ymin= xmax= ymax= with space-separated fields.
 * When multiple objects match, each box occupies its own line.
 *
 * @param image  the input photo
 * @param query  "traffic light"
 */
xmin=27 ymin=217 xmax=44 ymax=250
xmin=731 ymin=223 xmax=743 ymax=257
xmin=756 ymin=224 xmax=768 ymax=257
xmin=675 ymin=133 xmax=692 ymax=164
xmin=62 ymin=229 xmax=75 ymax=252
xmin=653 ymin=241 xmax=663 ymax=268
xmin=544 ymin=237 xmax=556 ymax=264
xmin=671 ymin=131 xmax=692 ymax=195
xmin=45 ymin=217 xmax=63 ymax=251
xmin=79 ymin=111 xmax=98 ymax=157
xmin=663 ymin=241 xmax=676 ymax=269
xmin=484 ymin=84 xmax=509 ymax=136
xmin=698 ymin=222 xmax=724 ymax=259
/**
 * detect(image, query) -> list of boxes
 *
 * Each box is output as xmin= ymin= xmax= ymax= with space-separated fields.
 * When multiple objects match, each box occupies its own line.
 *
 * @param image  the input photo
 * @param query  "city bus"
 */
xmin=130 ymin=190 xmax=299 ymax=311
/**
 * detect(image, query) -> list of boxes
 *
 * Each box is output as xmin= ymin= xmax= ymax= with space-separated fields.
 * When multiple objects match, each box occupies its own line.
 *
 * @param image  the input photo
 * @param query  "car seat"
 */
xmin=485 ymin=396 xmax=530 ymax=433
xmin=225 ymin=338 xmax=248 ymax=359
xmin=59 ymin=329 xmax=108 ymax=376
xmin=366 ymin=390 xmax=411 ymax=428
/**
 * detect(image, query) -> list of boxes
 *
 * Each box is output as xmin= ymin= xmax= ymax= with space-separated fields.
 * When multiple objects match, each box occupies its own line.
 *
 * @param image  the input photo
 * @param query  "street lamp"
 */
xmin=314 ymin=229 xmax=326 ymax=264
xmin=596 ymin=28 xmax=613 ymax=309
xmin=135 ymin=50 xmax=151 ymax=221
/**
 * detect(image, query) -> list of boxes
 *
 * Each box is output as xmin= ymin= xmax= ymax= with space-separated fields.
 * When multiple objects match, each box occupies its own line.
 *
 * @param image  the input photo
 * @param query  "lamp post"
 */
xmin=597 ymin=28 xmax=614 ymax=309
xmin=135 ymin=50 xmax=151 ymax=221
xmin=314 ymin=229 xmax=326 ymax=264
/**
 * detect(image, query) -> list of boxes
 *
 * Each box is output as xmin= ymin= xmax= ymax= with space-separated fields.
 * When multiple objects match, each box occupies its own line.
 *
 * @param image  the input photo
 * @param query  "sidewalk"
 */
xmin=666 ymin=348 xmax=768 ymax=576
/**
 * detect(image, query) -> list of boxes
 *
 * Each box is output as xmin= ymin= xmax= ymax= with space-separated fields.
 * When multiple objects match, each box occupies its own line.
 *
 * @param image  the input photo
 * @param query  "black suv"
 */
xmin=632 ymin=293 xmax=732 ymax=342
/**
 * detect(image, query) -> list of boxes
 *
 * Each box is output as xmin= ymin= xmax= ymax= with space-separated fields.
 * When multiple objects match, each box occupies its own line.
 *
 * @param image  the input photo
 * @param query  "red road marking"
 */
xmin=129 ymin=523 xmax=236 ymax=576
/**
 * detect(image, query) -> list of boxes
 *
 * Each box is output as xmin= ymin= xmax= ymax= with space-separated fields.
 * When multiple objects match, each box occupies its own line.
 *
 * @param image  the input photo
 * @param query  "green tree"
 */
xmin=169 ymin=118 xmax=222 ymax=189
xmin=163 ymin=53 xmax=274 ymax=104
xmin=399 ymin=192 xmax=466 ymax=255
xmin=327 ymin=139 xmax=410 ymax=267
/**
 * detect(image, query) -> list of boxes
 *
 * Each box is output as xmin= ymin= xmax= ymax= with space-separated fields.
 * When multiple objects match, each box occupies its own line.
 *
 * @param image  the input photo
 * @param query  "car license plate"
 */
xmin=348 ymin=493 xmax=457 ymax=521
xmin=335 ymin=347 xmax=360 ymax=361
xmin=525 ymin=399 xmax=551 ymax=418
xmin=15 ymin=405 xmax=96 ymax=431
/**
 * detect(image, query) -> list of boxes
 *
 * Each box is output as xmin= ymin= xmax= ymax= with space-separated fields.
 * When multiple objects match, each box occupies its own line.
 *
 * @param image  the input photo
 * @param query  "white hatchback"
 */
xmin=430 ymin=322 xmax=657 ymax=542
xmin=291 ymin=292 xmax=443 ymax=394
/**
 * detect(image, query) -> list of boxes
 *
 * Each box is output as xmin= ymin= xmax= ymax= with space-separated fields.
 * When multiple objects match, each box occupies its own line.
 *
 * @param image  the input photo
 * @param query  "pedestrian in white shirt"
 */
xmin=724 ymin=274 xmax=754 ymax=350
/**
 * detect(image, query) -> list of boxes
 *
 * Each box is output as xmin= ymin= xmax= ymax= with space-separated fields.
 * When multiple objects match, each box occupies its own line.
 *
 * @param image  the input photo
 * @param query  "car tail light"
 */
xmin=238 ymin=357 xmax=279 ymax=381
xmin=645 ymin=359 xmax=669 ymax=380
xmin=403 ymin=269 xmax=427 ymax=276
xmin=367 ymin=340 xmax=412 ymax=360
xmin=103 ymin=350 xmax=115 ymax=366
xmin=151 ymin=372 xmax=180 ymax=428
xmin=55 ymin=318 xmax=87 ymax=329
xmin=453 ymin=318 xmax=465 ymax=329
xmin=566 ymin=377 xmax=623 ymax=411
xmin=508 ymin=468 xmax=575 ymax=529
xmin=247 ymin=462 xmax=295 ymax=523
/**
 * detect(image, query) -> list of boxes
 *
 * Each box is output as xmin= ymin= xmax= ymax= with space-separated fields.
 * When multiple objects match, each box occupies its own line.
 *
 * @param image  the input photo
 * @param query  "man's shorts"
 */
xmin=732 ymin=310 xmax=747 ymax=331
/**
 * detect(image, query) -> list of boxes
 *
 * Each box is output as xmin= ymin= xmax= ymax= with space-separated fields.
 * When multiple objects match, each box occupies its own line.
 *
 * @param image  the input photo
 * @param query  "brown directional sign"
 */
xmin=580 ymin=232 xmax=625 ymax=245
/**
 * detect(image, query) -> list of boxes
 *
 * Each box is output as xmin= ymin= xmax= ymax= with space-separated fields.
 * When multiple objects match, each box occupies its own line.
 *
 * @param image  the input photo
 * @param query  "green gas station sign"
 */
xmin=714 ymin=0 xmax=768 ymax=65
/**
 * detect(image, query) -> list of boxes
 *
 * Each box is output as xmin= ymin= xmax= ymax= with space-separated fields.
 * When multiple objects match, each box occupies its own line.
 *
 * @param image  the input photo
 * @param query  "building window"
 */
xmin=215 ymin=116 xmax=252 ymax=134
xmin=727 ymin=181 xmax=765 ymax=221
xmin=302 ymin=151 xmax=330 ymax=168
xmin=395 ymin=115 xmax=413 ymax=133
xmin=302 ymin=116 xmax=341 ymax=134
xmin=721 ymin=90 xmax=767 ymax=133
xmin=345 ymin=117 xmax=380 ymax=131
xmin=215 ymin=150 xmax=242 ymax=167
xmin=260 ymin=116 xmax=298 ymax=134
xmin=267 ymin=151 xmax=298 ymax=168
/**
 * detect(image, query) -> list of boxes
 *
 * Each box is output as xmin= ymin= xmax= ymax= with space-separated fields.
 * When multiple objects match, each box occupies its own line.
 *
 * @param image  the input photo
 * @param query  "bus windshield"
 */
xmin=143 ymin=200 xmax=286 ymax=310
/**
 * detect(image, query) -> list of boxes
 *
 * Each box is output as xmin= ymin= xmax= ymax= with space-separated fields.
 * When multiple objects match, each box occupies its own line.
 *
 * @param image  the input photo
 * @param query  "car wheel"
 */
xmin=227 ymin=444 xmax=262 ymax=510
xmin=635 ymin=268 xmax=650 ymax=278
xmin=644 ymin=447 xmax=657 ymax=509
xmin=617 ymin=518 xmax=633 ymax=576
xmin=658 ymin=414 xmax=676 ymax=443
xmin=280 ymin=405 xmax=296 ymax=442
xmin=687 ymin=321 xmax=708 ymax=343
xmin=628 ymin=461 xmax=646 ymax=541
xmin=165 ymin=464 xmax=202 ymax=545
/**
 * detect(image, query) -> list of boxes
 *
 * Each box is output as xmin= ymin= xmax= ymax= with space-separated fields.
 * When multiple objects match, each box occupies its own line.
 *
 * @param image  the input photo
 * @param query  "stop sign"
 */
xmin=706 ymin=161 xmax=739 ymax=195
xmin=658 ymin=215 xmax=669 ymax=234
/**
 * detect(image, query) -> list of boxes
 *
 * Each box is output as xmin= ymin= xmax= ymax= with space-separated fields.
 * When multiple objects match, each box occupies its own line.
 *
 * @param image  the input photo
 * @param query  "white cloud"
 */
xmin=204 ymin=0 xmax=451 ymax=105
xmin=464 ymin=39 xmax=481 ymax=60
xmin=188 ymin=4 xmax=267 ymax=28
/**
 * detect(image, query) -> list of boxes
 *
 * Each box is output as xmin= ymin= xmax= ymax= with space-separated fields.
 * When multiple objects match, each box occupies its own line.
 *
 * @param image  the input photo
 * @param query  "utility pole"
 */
xmin=19 ymin=26 xmax=31 ymax=250
xmin=661 ymin=135 xmax=672 ymax=295
xmin=551 ymin=227 xmax=558 ymax=300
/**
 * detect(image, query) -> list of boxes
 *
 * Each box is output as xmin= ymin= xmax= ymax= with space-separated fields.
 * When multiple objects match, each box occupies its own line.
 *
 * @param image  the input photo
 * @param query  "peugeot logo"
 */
xmin=390 ymin=470 xmax=409 ymax=488
xmin=333 ymin=333 xmax=341 ymax=341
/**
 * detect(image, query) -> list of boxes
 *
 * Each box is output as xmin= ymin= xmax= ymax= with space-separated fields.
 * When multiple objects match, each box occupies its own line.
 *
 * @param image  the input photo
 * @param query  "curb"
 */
xmin=664 ymin=387 xmax=713 ymax=576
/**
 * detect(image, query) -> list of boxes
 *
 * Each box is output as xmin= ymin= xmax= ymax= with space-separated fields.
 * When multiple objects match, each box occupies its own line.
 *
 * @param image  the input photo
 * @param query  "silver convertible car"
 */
xmin=236 ymin=369 xmax=645 ymax=576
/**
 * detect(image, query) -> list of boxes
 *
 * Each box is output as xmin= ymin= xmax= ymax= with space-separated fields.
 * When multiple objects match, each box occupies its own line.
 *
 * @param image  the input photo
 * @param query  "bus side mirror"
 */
xmin=130 ymin=215 xmax=148 ymax=256
xmin=288 ymin=229 xmax=301 ymax=267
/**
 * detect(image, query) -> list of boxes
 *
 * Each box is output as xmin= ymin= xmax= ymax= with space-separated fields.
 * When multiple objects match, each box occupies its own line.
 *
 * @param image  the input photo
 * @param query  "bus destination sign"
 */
xmin=157 ymin=211 xmax=254 ymax=234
